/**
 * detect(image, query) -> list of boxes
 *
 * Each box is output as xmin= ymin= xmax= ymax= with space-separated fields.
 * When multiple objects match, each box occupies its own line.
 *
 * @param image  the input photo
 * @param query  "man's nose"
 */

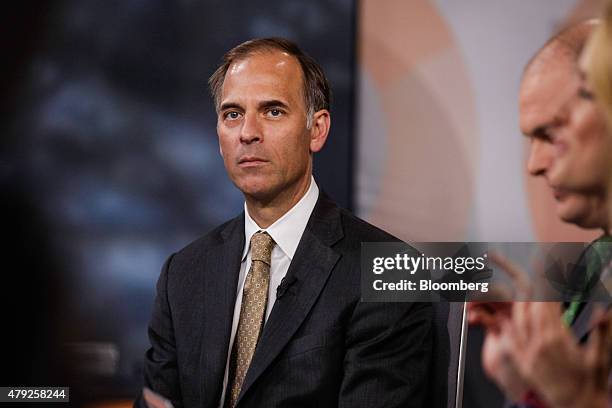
xmin=240 ymin=113 xmax=262 ymax=144
xmin=526 ymin=139 xmax=553 ymax=177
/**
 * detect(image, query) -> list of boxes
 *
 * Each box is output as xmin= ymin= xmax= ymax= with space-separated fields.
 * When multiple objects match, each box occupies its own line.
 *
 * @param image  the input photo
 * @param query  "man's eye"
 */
xmin=267 ymin=109 xmax=283 ymax=117
xmin=224 ymin=111 xmax=241 ymax=120
xmin=578 ymin=87 xmax=594 ymax=100
xmin=532 ymin=129 xmax=553 ymax=143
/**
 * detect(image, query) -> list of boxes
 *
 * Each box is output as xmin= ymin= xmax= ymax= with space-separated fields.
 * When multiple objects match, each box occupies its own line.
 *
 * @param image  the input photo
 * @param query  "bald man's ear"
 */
xmin=309 ymin=109 xmax=331 ymax=153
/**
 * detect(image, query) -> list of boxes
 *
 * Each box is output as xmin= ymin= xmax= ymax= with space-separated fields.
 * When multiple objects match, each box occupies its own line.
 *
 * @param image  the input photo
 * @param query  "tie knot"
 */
xmin=250 ymin=231 xmax=275 ymax=265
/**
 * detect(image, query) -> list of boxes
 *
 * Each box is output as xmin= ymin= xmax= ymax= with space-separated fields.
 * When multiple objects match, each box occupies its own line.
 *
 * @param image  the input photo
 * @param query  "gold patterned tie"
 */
xmin=226 ymin=231 xmax=275 ymax=407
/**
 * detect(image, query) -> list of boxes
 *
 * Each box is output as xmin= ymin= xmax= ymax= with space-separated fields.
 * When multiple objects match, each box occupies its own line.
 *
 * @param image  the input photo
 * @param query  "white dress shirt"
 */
xmin=218 ymin=176 xmax=319 ymax=406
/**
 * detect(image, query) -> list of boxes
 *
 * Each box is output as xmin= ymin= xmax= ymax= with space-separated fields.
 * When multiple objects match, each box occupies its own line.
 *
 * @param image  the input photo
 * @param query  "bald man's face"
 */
xmin=519 ymin=52 xmax=612 ymax=229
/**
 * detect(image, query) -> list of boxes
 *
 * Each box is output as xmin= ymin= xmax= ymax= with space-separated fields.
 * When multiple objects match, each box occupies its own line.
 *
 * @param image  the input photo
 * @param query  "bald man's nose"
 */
xmin=526 ymin=140 xmax=553 ymax=177
xmin=240 ymin=113 xmax=262 ymax=144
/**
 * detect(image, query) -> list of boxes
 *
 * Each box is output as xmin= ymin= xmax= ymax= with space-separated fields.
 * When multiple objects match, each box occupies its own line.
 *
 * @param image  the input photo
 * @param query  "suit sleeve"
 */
xmin=135 ymin=254 xmax=184 ymax=408
xmin=338 ymin=301 xmax=433 ymax=408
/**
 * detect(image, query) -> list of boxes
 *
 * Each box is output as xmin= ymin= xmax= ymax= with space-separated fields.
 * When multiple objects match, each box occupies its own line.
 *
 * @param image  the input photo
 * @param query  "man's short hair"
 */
xmin=524 ymin=20 xmax=598 ymax=74
xmin=208 ymin=37 xmax=331 ymax=121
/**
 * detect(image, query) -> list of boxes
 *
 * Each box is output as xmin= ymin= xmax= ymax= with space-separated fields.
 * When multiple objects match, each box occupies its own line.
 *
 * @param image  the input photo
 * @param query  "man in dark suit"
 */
xmin=136 ymin=37 xmax=433 ymax=408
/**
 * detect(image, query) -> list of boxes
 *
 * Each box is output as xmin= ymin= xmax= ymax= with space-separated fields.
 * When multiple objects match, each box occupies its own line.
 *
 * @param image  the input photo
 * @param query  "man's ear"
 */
xmin=309 ymin=109 xmax=331 ymax=153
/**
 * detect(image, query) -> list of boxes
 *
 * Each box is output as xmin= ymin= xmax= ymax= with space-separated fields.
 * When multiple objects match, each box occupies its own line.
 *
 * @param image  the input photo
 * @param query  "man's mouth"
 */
xmin=238 ymin=156 xmax=268 ymax=167
xmin=552 ymin=187 xmax=568 ymax=201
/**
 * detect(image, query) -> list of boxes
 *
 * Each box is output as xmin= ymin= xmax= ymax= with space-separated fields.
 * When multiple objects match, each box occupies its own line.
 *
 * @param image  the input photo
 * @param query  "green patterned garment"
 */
xmin=562 ymin=235 xmax=612 ymax=326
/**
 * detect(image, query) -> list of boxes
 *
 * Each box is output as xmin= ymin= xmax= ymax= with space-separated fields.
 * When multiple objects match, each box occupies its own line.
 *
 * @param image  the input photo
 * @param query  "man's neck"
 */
xmin=598 ymin=184 xmax=612 ymax=236
xmin=578 ymin=189 xmax=612 ymax=235
xmin=245 ymin=176 xmax=312 ymax=229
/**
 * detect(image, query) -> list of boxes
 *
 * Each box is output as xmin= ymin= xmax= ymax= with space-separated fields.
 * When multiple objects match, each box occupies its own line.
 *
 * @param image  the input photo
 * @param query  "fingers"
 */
xmin=531 ymin=302 xmax=564 ymax=334
xmin=468 ymin=303 xmax=498 ymax=330
xmin=589 ymin=306 xmax=612 ymax=329
xmin=587 ymin=308 xmax=612 ymax=367
xmin=508 ymin=301 xmax=528 ymax=361
xmin=468 ymin=301 xmax=513 ymax=331
xmin=469 ymin=283 xmax=513 ymax=302
xmin=584 ymin=319 xmax=610 ymax=392
xmin=498 ymin=316 xmax=533 ymax=388
xmin=603 ymin=309 xmax=612 ymax=345
xmin=481 ymin=326 xmax=530 ymax=400
xmin=587 ymin=308 xmax=612 ymax=359
xmin=489 ymin=252 xmax=532 ymax=300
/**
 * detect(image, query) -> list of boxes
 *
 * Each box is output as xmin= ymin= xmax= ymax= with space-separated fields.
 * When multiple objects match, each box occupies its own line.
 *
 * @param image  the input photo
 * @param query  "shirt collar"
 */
xmin=242 ymin=176 xmax=319 ymax=261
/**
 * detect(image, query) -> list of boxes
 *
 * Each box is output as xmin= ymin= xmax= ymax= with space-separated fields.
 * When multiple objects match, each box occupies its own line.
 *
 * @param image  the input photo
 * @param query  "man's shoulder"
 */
xmin=311 ymin=192 xmax=399 ymax=244
xmin=173 ymin=214 xmax=243 ymax=260
xmin=336 ymin=206 xmax=400 ymax=244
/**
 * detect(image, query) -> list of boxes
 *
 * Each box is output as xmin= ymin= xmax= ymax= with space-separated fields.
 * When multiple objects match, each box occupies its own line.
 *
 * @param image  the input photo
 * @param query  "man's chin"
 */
xmin=556 ymin=204 xmax=593 ymax=228
xmin=553 ymin=190 xmax=606 ymax=229
xmin=235 ymin=181 xmax=276 ymax=202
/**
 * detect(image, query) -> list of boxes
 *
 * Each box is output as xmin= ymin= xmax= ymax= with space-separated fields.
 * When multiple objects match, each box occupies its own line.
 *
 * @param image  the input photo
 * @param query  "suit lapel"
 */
xmin=236 ymin=194 xmax=344 ymax=404
xmin=199 ymin=215 xmax=245 ymax=407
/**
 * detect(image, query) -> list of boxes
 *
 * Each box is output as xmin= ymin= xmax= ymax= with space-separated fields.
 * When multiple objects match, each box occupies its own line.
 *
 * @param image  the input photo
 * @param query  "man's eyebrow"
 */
xmin=530 ymin=125 xmax=551 ymax=140
xmin=258 ymin=100 xmax=290 ymax=110
xmin=219 ymin=102 xmax=243 ymax=111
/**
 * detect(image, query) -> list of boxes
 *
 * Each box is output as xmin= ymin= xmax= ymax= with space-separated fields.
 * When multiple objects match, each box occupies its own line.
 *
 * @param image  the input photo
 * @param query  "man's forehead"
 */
xmin=220 ymin=51 xmax=305 ymax=102
xmin=228 ymin=50 xmax=297 ymax=75
xmin=519 ymin=57 xmax=579 ymax=132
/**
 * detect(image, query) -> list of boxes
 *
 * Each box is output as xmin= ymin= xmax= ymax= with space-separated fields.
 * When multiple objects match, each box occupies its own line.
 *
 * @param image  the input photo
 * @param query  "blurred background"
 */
xmin=1 ymin=0 xmax=605 ymax=406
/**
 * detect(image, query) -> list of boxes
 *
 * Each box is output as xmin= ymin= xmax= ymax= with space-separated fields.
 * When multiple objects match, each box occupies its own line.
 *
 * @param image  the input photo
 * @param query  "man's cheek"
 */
xmin=552 ymin=137 xmax=570 ymax=157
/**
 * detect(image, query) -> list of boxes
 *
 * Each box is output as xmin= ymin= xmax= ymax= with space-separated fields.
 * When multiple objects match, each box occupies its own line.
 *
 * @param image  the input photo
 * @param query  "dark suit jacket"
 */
xmin=137 ymin=193 xmax=433 ymax=408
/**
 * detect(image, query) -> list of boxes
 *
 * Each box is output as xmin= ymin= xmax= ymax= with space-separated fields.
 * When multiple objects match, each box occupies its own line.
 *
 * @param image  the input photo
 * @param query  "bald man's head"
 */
xmin=520 ymin=19 xmax=612 ymax=230
xmin=524 ymin=20 xmax=598 ymax=77
xmin=520 ymin=20 xmax=598 ymax=143
xmin=520 ymin=21 xmax=597 ymax=140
